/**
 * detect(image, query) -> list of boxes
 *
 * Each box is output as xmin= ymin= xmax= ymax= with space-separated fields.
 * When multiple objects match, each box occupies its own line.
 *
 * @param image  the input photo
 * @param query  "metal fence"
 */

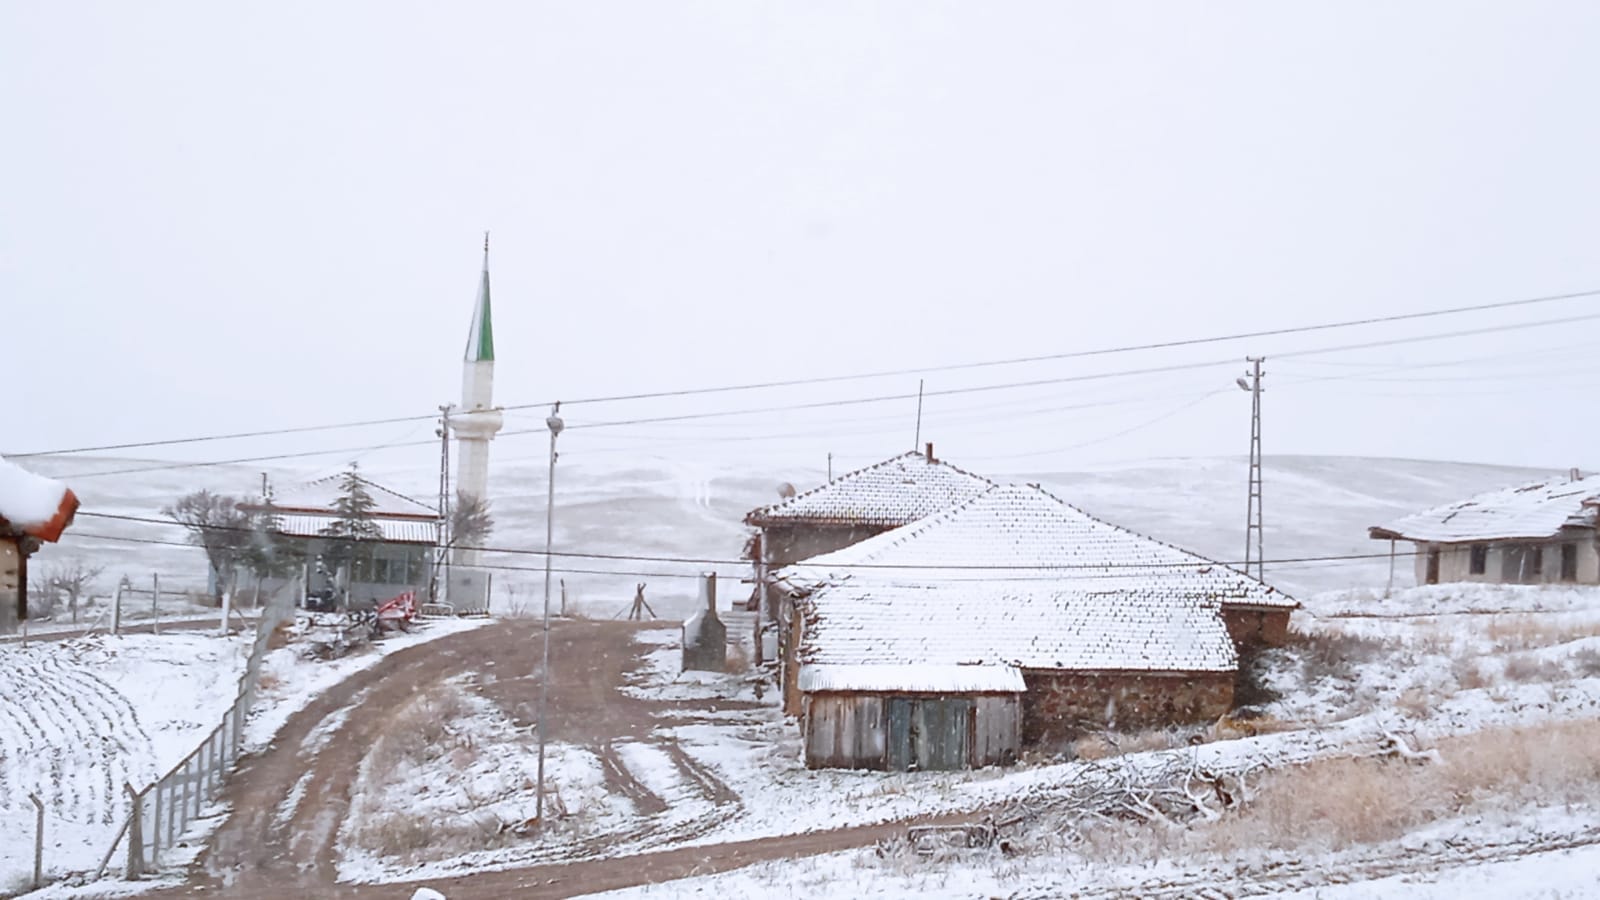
xmin=99 ymin=577 xmax=300 ymax=880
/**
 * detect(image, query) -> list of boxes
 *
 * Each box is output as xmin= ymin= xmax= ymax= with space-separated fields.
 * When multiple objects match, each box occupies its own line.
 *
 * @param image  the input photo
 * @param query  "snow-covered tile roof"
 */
xmin=271 ymin=514 xmax=439 ymax=545
xmin=0 ymin=457 xmax=78 ymax=542
xmin=264 ymin=474 xmax=440 ymax=521
xmin=782 ymin=483 xmax=1293 ymax=610
xmin=745 ymin=451 xmax=993 ymax=528
xmin=799 ymin=663 xmax=1025 ymax=694
xmin=1370 ymin=473 xmax=1600 ymax=544
xmin=788 ymin=484 xmax=1273 ymax=680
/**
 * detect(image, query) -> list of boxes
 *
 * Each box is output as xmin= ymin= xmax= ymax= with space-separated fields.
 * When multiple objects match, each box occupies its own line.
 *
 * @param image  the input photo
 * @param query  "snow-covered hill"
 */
xmin=21 ymin=454 xmax=1553 ymax=618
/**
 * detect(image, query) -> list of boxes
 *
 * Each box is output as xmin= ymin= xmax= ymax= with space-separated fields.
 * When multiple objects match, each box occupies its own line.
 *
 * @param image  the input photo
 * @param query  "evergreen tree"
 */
xmin=320 ymin=463 xmax=383 ymax=586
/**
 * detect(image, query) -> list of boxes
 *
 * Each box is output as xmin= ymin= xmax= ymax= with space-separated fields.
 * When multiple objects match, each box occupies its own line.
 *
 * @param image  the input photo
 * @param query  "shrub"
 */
xmin=1502 ymin=654 xmax=1567 ymax=684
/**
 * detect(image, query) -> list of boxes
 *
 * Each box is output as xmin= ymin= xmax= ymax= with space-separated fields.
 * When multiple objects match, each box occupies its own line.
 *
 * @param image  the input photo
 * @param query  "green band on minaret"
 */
xmin=464 ymin=252 xmax=495 ymax=362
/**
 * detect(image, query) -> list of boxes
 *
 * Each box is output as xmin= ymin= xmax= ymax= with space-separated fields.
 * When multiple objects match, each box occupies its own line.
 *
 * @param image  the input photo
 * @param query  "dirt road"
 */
xmin=149 ymin=619 xmax=948 ymax=899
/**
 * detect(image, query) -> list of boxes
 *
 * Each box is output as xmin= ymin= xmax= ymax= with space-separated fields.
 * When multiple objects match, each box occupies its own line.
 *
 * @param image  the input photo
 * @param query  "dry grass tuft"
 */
xmin=1573 ymin=646 xmax=1600 ymax=679
xmin=1486 ymin=616 xmax=1600 ymax=652
xmin=1284 ymin=628 xmax=1397 ymax=684
xmin=1074 ymin=718 xmax=1600 ymax=864
xmin=1451 ymin=656 xmax=1491 ymax=691
xmin=254 ymin=671 xmax=282 ymax=693
xmin=1393 ymin=687 xmax=1432 ymax=718
xmin=1502 ymin=654 xmax=1568 ymax=684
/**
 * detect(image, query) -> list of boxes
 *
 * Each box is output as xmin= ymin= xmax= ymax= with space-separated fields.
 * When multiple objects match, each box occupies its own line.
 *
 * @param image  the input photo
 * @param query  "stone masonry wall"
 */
xmin=1020 ymin=670 xmax=1234 ymax=748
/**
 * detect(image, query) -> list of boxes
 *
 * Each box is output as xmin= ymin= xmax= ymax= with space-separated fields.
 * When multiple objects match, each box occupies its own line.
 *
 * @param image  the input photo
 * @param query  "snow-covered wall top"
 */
xmin=745 ymin=451 xmax=992 ymax=528
xmin=1371 ymin=472 xmax=1600 ymax=544
xmin=0 ymin=456 xmax=76 ymax=541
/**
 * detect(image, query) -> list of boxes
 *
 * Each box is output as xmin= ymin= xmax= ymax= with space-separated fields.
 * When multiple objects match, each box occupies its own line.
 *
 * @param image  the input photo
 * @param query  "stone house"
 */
xmin=241 ymin=473 xmax=442 ymax=607
xmin=779 ymin=484 xmax=1278 ymax=768
xmin=743 ymin=445 xmax=992 ymax=659
xmin=0 ymin=457 xmax=79 ymax=632
xmin=1369 ymin=471 xmax=1600 ymax=587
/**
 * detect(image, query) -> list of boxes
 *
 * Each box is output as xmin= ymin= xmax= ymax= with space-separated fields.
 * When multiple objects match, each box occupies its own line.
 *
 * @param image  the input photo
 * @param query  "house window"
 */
xmin=1469 ymin=545 xmax=1488 ymax=576
xmin=1561 ymin=543 xmax=1579 ymax=582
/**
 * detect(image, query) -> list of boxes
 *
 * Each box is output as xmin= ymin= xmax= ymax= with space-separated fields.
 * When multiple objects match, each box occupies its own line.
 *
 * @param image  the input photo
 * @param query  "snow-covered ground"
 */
xmin=0 ymin=633 xmax=249 ymax=893
xmin=0 ymin=617 xmax=492 ymax=896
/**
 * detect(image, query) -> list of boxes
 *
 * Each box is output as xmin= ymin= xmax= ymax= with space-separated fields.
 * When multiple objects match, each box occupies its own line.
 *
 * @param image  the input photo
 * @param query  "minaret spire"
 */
xmin=450 ymin=233 xmax=505 ymax=575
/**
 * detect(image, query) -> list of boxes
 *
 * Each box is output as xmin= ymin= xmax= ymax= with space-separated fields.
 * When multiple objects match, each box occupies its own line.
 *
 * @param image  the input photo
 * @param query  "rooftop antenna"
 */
xmin=913 ymin=379 xmax=925 ymax=452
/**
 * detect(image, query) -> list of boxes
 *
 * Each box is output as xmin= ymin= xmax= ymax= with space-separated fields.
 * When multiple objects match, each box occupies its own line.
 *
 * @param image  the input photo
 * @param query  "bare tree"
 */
xmin=163 ymin=489 xmax=253 ymax=600
xmin=31 ymin=560 xmax=104 ymax=623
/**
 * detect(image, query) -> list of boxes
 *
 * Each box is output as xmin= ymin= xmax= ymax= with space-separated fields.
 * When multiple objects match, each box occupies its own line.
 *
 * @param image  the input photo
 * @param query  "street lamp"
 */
xmin=536 ymin=401 xmax=563 ymax=830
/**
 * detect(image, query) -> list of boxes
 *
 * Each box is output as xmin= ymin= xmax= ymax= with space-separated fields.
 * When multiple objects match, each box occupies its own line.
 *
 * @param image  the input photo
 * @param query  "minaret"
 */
xmin=450 ymin=233 xmax=503 ymax=568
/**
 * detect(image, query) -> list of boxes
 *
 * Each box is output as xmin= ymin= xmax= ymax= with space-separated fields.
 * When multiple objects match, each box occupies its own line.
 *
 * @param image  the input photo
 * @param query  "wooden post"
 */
xmin=29 ymin=792 xmax=43 ymax=889
xmin=124 ymin=783 xmax=143 ymax=879
xmin=151 ymin=573 xmax=161 ymax=635
xmin=111 ymin=582 xmax=123 ymax=636
xmin=1385 ymin=539 xmax=1397 ymax=598
xmin=150 ymin=778 xmax=162 ymax=867
xmin=560 ymin=578 xmax=567 ymax=617
xmin=754 ymin=533 xmax=768 ymax=666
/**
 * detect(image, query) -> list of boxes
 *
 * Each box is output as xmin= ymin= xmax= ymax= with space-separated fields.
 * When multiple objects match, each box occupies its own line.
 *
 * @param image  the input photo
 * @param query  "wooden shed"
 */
xmin=800 ymin=664 xmax=1023 ymax=771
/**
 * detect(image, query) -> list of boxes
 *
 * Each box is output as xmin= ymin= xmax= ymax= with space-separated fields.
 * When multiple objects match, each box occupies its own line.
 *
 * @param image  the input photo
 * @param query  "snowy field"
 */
xmin=0 ymin=633 xmax=249 ymax=894
xmin=0 ymin=617 xmax=492 ymax=896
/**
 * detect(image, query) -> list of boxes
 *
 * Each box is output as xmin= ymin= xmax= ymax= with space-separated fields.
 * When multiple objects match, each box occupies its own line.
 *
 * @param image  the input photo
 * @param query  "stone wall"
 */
xmin=1020 ymin=670 xmax=1234 ymax=748
xmin=1222 ymin=607 xmax=1291 ymax=648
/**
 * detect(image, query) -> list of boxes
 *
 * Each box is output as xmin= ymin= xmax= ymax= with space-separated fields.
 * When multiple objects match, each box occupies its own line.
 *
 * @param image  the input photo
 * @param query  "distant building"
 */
xmin=1369 ymin=470 xmax=1600 ymax=586
xmin=242 ymin=473 xmax=441 ymax=607
xmin=0 ymin=458 xmax=79 ymax=632
xmin=777 ymin=484 xmax=1287 ymax=769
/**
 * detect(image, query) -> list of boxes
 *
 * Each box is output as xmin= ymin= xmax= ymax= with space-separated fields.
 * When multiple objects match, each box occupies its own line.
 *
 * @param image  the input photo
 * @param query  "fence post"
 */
xmin=190 ymin=754 xmax=201 ymax=821
xmin=29 ymin=792 xmax=43 ymax=889
xmin=149 ymin=779 xmax=162 ymax=869
xmin=112 ymin=582 xmax=123 ymax=637
xmin=152 ymin=573 xmax=161 ymax=635
xmin=123 ymin=783 xmax=143 ymax=879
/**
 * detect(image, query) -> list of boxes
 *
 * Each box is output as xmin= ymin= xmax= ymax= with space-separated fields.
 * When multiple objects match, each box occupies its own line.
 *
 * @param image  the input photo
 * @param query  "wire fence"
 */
xmin=97 ymin=577 xmax=300 ymax=880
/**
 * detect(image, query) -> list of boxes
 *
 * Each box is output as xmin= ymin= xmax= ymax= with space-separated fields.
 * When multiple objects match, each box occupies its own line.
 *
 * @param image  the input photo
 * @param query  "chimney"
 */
xmin=1571 ymin=467 xmax=1583 ymax=482
xmin=925 ymin=442 xmax=934 ymax=463
xmin=701 ymin=571 xmax=718 ymax=613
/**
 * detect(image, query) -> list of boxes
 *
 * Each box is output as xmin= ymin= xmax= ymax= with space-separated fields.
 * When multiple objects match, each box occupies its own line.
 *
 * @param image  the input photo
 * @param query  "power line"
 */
xmin=497 ymin=286 xmax=1600 ymax=412
xmin=78 ymin=509 xmax=1422 ymax=575
xmin=15 ymin=286 xmax=1600 ymax=459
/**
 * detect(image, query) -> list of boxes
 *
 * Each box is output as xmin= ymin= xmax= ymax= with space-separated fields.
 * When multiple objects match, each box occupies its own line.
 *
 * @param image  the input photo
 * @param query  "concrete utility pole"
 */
xmin=536 ymin=401 xmax=563 ymax=830
xmin=434 ymin=403 xmax=454 ymax=604
xmin=1238 ymin=358 xmax=1266 ymax=581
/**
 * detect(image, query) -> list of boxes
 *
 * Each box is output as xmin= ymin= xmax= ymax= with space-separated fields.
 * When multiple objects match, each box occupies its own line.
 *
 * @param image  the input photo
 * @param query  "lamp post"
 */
xmin=536 ymin=401 xmax=563 ymax=829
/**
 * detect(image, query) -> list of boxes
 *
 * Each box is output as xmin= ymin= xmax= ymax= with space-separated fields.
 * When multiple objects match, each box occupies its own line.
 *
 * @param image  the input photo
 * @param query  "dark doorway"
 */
xmin=1426 ymin=548 xmax=1441 ymax=585
xmin=1561 ymin=543 xmax=1578 ymax=582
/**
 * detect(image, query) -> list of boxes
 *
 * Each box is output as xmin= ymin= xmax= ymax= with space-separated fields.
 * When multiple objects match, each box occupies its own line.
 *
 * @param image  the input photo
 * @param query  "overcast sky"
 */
xmin=5 ymin=1 xmax=1600 ymax=479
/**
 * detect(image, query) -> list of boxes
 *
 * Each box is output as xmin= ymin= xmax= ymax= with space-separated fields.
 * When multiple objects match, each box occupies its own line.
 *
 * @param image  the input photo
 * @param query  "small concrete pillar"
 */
xmin=682 ymin=573 xmax=727 ymax=672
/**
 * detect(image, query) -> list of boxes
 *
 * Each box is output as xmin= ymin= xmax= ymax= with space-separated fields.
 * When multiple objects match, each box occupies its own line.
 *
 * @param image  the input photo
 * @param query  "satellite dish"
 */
xmin=777 ymin=482 xmax=797 ymax=499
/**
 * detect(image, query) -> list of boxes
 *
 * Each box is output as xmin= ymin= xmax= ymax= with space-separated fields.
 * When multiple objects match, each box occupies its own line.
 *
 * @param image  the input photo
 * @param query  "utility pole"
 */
xmin=434 ymin=404 xmax=454 ymax=604
xmin=1238 ymin=358 xmax=1266 ymax=581
xmin=536 ymin=401 xmax=564 ymax=831
xmin=912 ymin=379 xmax=925 ymax=451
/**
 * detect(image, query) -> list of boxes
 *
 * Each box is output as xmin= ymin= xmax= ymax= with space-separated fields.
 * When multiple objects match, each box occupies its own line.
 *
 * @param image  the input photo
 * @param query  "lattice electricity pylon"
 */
xmin=1238 ymin=358 xmax=1266 ymax=581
